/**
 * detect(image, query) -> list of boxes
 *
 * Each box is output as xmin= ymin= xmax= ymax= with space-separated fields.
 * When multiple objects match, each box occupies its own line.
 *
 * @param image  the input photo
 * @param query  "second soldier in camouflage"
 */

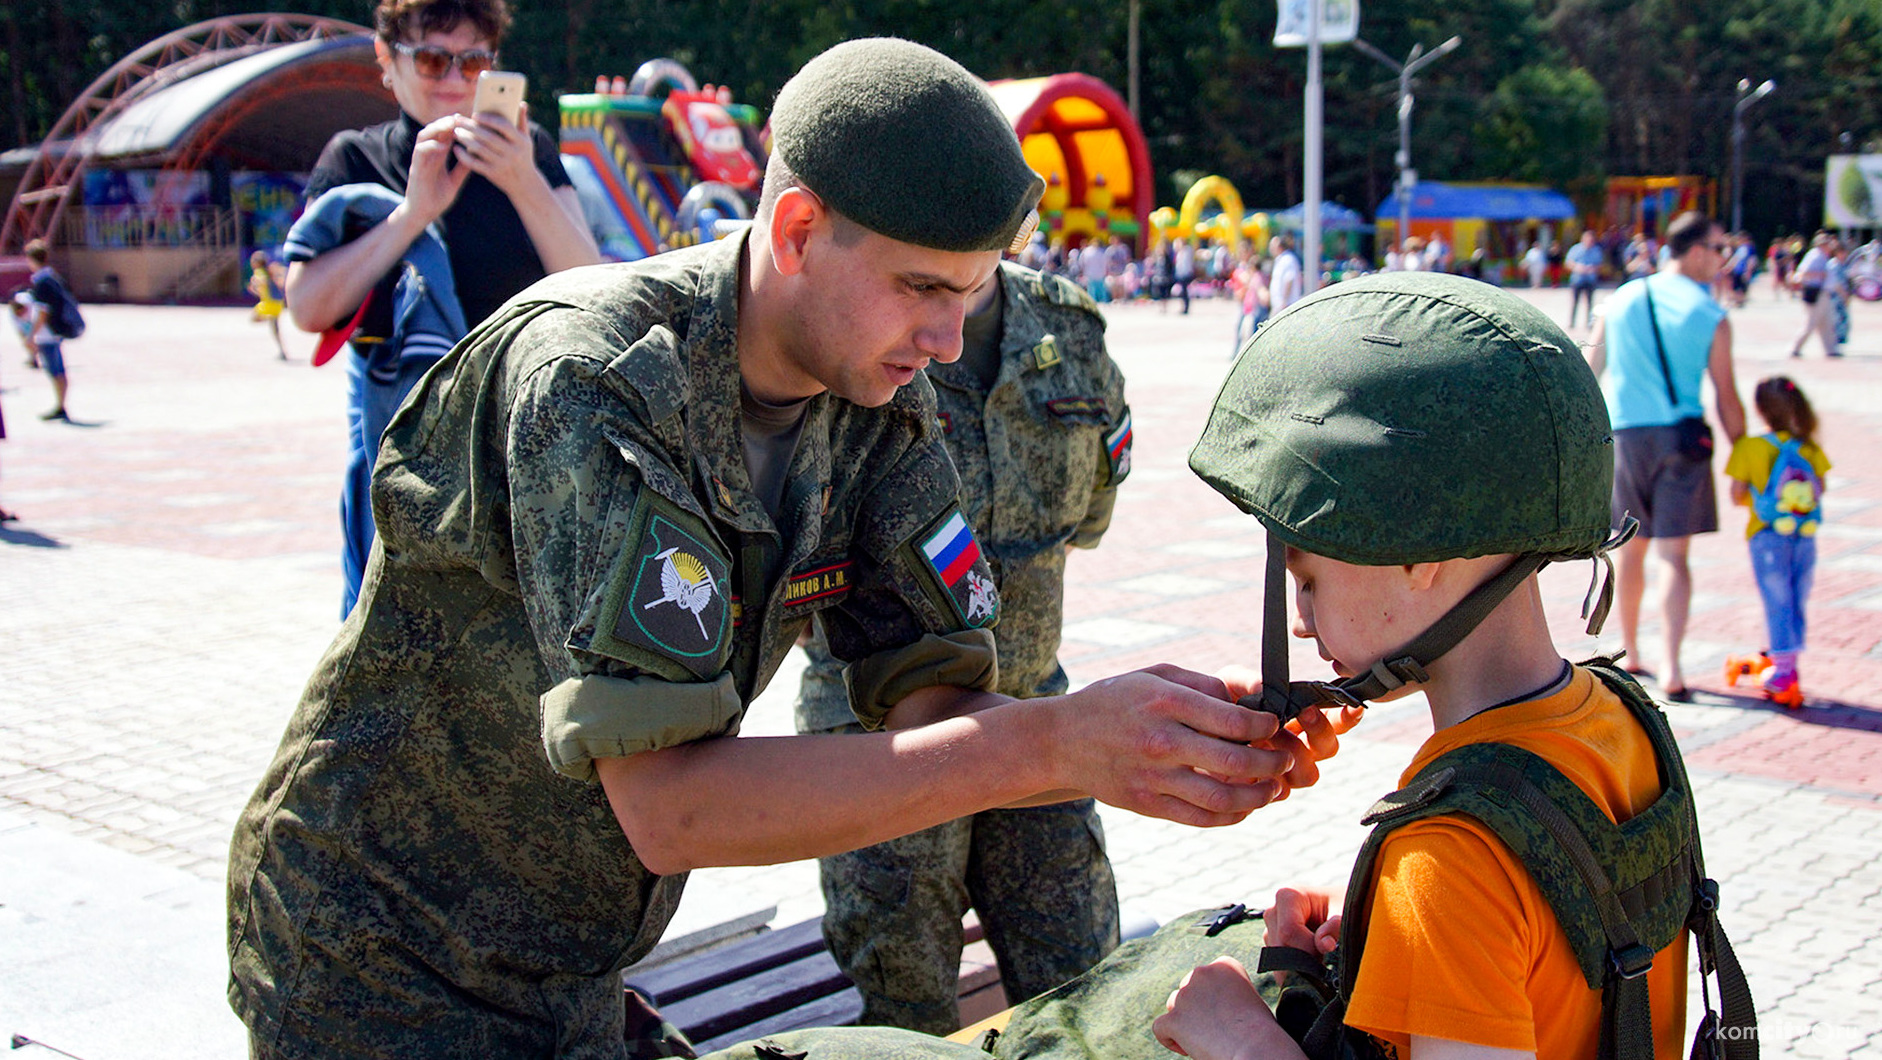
xmin=797 ymin=260 xmax=1132 ymax=1032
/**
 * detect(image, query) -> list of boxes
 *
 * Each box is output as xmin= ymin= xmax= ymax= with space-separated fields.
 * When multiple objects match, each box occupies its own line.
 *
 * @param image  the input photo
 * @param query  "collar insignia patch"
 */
xmin=1033 ymin=333 xmax=1062 ymax=370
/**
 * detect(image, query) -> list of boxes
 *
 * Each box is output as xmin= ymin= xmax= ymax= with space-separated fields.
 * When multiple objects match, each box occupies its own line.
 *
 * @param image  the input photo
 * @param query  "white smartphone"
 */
xmin=473 ymin=70 xmax=526 ymax=126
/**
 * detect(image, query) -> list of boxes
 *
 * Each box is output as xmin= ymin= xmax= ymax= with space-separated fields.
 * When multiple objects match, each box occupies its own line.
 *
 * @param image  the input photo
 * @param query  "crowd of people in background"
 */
xmin=1007 ymin=220 xmax=1875 ymax=362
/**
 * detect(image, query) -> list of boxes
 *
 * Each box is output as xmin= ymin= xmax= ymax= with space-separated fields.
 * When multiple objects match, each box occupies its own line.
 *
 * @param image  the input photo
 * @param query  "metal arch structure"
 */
xmin=163 ymin=61 xmax=380 ymax=177
xmin=1 ymin=13 xmax=371 ymax=254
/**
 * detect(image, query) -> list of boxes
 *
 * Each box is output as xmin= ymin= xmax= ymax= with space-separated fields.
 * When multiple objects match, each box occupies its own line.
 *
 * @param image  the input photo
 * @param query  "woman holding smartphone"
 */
xmin=286 ymin=0 xmax=599 ymax=616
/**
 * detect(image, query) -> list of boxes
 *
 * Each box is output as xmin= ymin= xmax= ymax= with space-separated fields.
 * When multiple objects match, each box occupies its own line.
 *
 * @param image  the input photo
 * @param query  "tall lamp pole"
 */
xmin=1303 ymin=0 xmax=1323 ymax=294
xmin=1352 ymin=35 xmax=1461 ymax=255
xmin=1732 ymin=78 xmax=1775 ymax=233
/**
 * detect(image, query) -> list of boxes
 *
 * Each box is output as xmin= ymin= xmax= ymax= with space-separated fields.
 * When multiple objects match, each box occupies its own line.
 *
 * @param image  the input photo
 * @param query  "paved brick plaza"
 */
xmin=2 ymin=281 xmax=1878 ymax=1058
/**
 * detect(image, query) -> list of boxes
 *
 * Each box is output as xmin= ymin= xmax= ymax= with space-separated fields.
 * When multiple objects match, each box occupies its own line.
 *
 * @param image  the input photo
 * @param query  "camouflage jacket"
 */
xmin=800 ymin=262 xmax=1128 ymax=731
xmin=226 ymin=234 xmax=1001 ymax=1028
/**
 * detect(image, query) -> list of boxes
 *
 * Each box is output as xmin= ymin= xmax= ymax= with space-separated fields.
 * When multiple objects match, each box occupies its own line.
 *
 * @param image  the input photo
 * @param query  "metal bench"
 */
xmin=623 ymin=912 xmax=1007 ymax=1054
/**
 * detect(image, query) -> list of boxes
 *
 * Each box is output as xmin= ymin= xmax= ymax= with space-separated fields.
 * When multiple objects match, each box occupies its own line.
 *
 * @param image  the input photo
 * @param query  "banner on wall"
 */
xmin=1274 ymin=0 xmax=1359 ymax=47
xmin=233 ymin=172 xmax=307 ymax=263
xmin=80 ymin=170 xmax=212 ymax=247
xmin=1824 ymin=154 xmax=1882 ymax=228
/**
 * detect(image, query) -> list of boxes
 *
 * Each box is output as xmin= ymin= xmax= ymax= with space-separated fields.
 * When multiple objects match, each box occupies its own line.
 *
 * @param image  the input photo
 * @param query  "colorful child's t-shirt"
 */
xmin=1343 ymin=666 xmax=1689 ymax=1059
xmin=1723 ymin=432 xmax=1832 ymax=538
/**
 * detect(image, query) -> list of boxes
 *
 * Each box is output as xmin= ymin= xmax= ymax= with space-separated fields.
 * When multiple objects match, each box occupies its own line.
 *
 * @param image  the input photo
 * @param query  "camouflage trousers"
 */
xmin=817 ymin=775 xmax=1119 ymax=1036
xmin=239 ymin=945 xmax=694 ymax=1059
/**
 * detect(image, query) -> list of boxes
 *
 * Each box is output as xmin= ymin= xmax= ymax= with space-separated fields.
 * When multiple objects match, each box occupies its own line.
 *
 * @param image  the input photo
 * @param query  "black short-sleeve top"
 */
xmin=293 ymin=112 xmax=573 ymax=338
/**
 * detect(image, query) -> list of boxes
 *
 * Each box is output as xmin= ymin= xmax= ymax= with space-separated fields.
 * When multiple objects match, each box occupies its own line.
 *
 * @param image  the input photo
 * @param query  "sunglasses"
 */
xmin=392 ymin=41 xmax=499 ymax=80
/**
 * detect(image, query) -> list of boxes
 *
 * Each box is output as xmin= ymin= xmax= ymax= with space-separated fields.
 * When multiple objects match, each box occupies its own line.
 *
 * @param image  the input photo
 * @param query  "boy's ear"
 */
xmin=1403 ymin=561 xmax=1443 ymax=592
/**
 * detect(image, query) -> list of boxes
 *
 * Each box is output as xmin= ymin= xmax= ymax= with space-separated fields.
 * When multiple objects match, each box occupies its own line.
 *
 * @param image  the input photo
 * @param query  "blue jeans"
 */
xmin=1232 ymin=306 xmax=1268 ymax=357
xmin=340 ymin=350 xmax=442 ymax=617
xmin=1748 ymin=529 xmax=1815 ymax=655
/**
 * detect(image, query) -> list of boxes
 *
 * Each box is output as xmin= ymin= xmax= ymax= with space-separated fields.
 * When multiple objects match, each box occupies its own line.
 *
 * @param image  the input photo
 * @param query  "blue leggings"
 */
xmin=1747 ymin=529 xmax=1815 ymax=656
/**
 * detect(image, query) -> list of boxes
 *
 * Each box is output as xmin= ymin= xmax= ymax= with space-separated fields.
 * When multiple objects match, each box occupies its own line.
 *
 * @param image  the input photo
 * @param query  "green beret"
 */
xmin=1190 ymin=272 xmax=1615 ymax=566
xmin=770 ymin=38 xmax=1044 ymax=253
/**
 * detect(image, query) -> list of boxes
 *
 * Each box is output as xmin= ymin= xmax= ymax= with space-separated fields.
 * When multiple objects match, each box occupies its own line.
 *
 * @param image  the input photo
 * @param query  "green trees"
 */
xmin=2 ymin=0 xmax=1872 ymax=241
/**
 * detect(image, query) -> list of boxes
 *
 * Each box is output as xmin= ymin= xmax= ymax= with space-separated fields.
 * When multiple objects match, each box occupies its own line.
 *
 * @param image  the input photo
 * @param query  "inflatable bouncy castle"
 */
xmin=559 ymin=59 xmax=765 ymax=261
xmin=985 ymin=74 xmax=1152 ymax=251
xmin=561 ymin=65 xmax=1155 ymax=260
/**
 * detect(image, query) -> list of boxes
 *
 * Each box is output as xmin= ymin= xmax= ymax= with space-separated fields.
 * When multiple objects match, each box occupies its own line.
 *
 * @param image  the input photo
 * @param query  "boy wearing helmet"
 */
xmin=1158 ymin=273 xmax=1751 ymax=1060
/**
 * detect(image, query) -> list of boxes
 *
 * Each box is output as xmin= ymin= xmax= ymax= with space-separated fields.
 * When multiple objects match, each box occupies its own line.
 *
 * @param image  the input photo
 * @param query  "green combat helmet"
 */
xmin=1190 ymin=271 xmax=1635 ymax=720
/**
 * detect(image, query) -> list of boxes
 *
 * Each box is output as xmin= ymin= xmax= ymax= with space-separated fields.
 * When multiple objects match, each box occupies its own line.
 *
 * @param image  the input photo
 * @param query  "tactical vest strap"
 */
xmin=1585 ymin=662 xmax=1761 ymax=1060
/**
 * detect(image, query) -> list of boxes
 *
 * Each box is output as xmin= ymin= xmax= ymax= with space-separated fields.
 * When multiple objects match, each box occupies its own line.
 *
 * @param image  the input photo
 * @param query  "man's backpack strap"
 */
xmin=1331 ymin=663 xmax=1757 ymax=1060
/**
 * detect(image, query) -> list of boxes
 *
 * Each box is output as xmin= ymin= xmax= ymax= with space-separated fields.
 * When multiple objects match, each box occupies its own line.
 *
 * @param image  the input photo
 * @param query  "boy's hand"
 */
xmin=1217 ymin=665 xmax=1364 ymax=796
xmin=1263 ymin=886 xmax=1343 ymax=957
xmin=1153 ymin=956 xmax=1307 ymax=1060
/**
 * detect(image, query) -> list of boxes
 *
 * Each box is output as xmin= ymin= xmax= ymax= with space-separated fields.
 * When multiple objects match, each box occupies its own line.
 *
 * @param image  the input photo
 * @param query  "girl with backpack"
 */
xmin=1723 ymin=376 xmax=1831 ymax=708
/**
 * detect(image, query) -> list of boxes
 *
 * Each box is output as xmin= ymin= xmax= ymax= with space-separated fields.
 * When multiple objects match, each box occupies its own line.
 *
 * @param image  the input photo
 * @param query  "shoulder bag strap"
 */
xmin=1640 ymin=281 xmax=1684 ymax=410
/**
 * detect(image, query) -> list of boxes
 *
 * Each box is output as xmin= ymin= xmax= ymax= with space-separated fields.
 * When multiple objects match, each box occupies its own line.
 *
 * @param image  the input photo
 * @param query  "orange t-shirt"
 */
xmin=1342 ymin=666 xmax=1689 ymax=1059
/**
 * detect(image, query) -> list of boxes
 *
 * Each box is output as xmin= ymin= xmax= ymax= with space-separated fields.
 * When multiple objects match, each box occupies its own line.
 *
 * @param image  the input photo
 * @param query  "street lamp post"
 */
xmin=1303 ymin=0 xmax=1323 ymax=294
xmin=1353 ymin=35 xmax=1461 ymax=256
xmin=1732 ymin=78 xmax=1776 ymax=234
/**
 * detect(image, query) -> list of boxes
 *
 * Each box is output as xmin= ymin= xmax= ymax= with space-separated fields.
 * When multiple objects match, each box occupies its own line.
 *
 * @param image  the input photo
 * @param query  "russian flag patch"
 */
xmin=916 ymin=508 xmax=998 ymax=628
xmin=1105 ymin=408 xmax=1133 ymax=485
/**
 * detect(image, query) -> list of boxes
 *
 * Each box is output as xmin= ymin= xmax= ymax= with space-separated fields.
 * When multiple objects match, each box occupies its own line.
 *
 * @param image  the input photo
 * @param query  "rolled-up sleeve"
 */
xmin=499 ymin=313 xmax=744 ymax=781
xmin=845 ymin=628 xmax=999 ymax=730
xmin=542 ymin=671 xmax=743 ymax=781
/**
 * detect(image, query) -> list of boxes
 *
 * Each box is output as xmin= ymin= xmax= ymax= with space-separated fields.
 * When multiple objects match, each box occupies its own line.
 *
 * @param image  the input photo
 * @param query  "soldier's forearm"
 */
xmin=882 ymin=684 xmax=1010 ymax=729
xmin=595 ymin=704 xmax=1055 ymax=875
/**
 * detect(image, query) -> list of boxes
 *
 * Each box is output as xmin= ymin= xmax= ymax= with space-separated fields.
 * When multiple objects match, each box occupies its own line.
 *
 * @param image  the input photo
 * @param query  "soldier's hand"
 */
xmin=1216 ymin=665 xmax=1363 ymax=795
xmin=1049 ymin=664 xmax=1295 ymax=827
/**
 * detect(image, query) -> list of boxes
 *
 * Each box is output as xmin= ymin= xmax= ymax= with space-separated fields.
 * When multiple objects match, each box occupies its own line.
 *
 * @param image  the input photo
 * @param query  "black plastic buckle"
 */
xmin=1609 ymin=943 xmax=1655 ymax=980
xmin=1696 ymin=877 xmax=1720 ymax=913
xmin=1307 ymin=681 xmax=1366 ymax=712
xmin=1204 ymin=903 xmax=1257 ymax=936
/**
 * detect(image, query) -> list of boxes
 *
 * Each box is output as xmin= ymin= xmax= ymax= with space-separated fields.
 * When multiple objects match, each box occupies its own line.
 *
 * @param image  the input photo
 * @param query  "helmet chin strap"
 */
xmin=1240 ymin=520 xmax=1638 ymax=723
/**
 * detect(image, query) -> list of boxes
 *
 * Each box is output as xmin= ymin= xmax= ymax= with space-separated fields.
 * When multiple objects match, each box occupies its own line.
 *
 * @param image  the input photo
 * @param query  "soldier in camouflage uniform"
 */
xmin=226 ymin=38 xmax=1309 ymax=1060
xmin=796 ymin=259 xmax=1132 ymax=1033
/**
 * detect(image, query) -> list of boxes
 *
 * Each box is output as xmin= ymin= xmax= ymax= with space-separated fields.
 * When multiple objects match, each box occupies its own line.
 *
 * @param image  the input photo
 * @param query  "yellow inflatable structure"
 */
xmin=1147 ymin=176 xmax=1266 ymax=251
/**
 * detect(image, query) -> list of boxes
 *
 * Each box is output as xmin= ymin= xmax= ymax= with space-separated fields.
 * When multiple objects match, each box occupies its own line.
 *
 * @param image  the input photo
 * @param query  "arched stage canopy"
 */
xmin=93 ymin=35 xmax=391 ymax=172
xmin=2 ymin=14 xmax=391 ymax=256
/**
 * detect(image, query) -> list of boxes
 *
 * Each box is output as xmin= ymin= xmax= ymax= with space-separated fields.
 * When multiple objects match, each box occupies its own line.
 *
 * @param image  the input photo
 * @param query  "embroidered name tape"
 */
xmin=917 ymin=509 xmax=998 ymax=628
xmin=783 ymin=561 xmax=853 ymax=608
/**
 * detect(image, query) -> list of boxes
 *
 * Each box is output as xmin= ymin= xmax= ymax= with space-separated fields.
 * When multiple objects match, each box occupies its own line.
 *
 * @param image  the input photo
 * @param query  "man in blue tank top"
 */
xmin=1583 ymin=212 xmax=1746 ymax=699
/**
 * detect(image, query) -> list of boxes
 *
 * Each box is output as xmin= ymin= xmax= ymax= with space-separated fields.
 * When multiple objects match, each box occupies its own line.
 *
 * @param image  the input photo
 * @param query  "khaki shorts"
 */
xmin=1612 ymin=425 xmax=1718 ymax=539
